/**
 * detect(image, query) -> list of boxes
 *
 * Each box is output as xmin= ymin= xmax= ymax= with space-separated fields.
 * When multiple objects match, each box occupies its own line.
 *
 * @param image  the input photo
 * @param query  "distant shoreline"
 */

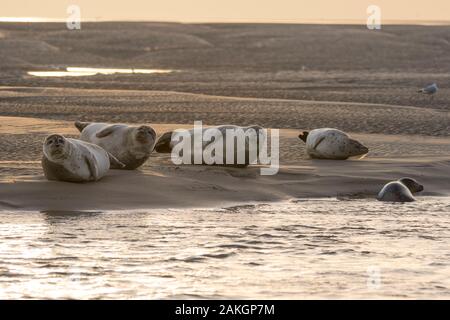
xmin=1 ymin=17 xmax=450 ymax=26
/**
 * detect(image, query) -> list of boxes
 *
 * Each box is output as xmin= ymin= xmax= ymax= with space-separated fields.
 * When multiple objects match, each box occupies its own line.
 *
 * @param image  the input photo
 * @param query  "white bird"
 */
xmin=418 ymin=83 xmax=438 ymax=99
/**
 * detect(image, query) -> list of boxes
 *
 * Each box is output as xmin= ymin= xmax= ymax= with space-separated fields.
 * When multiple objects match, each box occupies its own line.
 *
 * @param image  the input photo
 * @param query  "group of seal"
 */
xmin=42 ymin=122 xmax=157 ymax=182
xmin=41 ymin=123 xmax=423 ymax=203
xmin=42 ymin=123 xmax=262 ymax=181
xmin=296 ymin=128 xmax=424 ymax=202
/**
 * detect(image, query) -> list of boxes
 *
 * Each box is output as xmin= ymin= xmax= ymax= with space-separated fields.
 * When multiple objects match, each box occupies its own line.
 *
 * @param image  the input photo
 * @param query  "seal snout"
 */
xmin=45 ymin=134 xmax=65 ymax=147
xmin=349 ymin=139 xmax=369 ymax=156
xmin=360 ymin=144 xmax=369 ymax=155
xmin=136 ymin=125 xmax=157 ymax=144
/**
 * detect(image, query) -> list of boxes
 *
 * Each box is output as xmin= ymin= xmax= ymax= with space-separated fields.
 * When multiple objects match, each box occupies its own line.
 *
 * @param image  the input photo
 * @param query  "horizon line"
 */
xmin=1 ymin=17 xmax=450 ymax=26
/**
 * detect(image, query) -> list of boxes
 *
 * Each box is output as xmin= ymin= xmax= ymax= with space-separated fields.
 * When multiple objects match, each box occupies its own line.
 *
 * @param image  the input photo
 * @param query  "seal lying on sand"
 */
xmin=154 ymin=125 xmax=266 ymax=167
xmin=75 ymin=121 xmax=156 ymax=170
xmin=377 ymin=177 xmax=424 ymax=202
xmin=298 ymin=128 xmax=368 ymax=160
xmin=42 ymin=134 xmax=124 ymax=183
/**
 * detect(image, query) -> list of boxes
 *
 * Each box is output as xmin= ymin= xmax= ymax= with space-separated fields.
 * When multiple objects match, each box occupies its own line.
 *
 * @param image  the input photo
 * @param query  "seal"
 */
xmin=75 ymin=121 xmax=157 ymax=170
xmin=154 ymin=125 xmax=266 ymax=167
xmin=42 ymin=134 xmax=124 ymax=183
xmin=298 ymin=128 xmax=368 ymax=160
xmin=377 ymin=177 xmax=424 ymax=202
xmin=418 ymin=83 xmax=438 ymax=95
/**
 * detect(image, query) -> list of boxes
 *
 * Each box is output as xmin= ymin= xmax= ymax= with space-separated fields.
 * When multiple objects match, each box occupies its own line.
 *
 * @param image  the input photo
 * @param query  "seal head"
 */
xmin=134 ymin=125 xmax=157 ymax=145
xmin=347 ymin=138 xmax=369 ymax=157
xmin=398 ymin=177 xmax=424 ymax=193
xmin=43 ymin=134 xmax=69 ymax=161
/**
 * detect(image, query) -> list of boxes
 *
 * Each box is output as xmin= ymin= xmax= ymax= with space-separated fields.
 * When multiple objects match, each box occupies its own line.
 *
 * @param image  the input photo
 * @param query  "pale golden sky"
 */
xmin=2 ymin=0 xmax=450 ymax=22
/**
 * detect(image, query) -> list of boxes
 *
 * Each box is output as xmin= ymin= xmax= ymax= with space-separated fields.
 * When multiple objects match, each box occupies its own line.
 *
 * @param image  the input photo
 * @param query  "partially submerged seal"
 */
xmin=377 ymin=177 xmax=424 ymax=202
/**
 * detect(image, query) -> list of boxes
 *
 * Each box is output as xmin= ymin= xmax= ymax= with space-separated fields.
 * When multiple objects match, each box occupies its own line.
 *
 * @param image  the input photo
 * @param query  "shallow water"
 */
xmin=28 ymin=67 xmax=173 ymax=77
xmin=0 ymin=198 xmax=449 ymax=299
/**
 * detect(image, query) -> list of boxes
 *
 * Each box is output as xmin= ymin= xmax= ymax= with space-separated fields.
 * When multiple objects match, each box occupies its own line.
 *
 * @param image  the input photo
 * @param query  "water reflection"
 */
xmin=0 ymin=198 xmax=449 ymax=299
xmin=41 ymin=210 xmax=102 ymax=223
xmin=27 ymin=67 xmax=174 ymax=77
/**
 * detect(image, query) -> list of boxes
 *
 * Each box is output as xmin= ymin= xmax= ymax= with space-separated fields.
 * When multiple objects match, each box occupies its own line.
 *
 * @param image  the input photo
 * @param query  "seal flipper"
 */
xmin=75 ymin=121 xmax=91 ymax=132
xmin=84 ymin=154 xmax=99 ymax=181
xmin=96 ymin=125 xmax=122 ymax=138
xmin=312 ymin=136 xmax=325 ymax=150
xmin=42 ymin=156 xmax=87 ymax=183
xmin=108 ymin=153 xmax=126 ymax=169
xmin=154 ymin=131 xmax=173 ymax=153
xmin=298 ymin=131 xmax=309 ymax=143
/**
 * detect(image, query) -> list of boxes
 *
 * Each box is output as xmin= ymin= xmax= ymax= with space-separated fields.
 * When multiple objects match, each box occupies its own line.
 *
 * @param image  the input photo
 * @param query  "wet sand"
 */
xmin=0 ymin=116 xmax=449 ymax=210
xmin=0 ymin=22 xmax=449 ymax=210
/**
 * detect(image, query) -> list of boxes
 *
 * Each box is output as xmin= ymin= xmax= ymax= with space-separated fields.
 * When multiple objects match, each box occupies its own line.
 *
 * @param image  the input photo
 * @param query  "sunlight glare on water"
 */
xmin=0 ymin=197 xmax=449 ymax=299
xmin=27 ymin=67 xmax=174 ymax=77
